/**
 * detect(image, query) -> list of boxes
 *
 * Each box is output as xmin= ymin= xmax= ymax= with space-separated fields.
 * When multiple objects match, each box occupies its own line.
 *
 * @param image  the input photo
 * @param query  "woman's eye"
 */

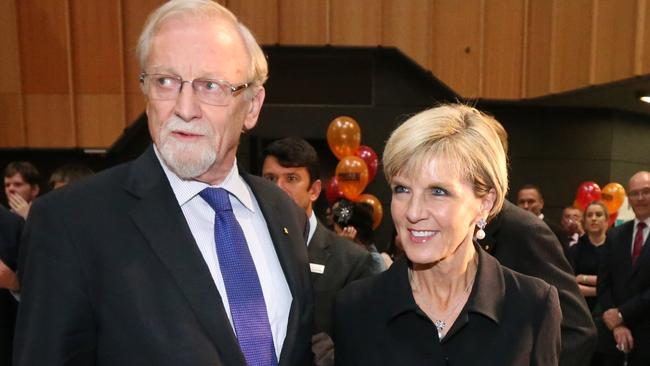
xmin=431 ymin=187 xmax=447 ymax=196
xmin=393 ymin=185 xmax=408 ymax=194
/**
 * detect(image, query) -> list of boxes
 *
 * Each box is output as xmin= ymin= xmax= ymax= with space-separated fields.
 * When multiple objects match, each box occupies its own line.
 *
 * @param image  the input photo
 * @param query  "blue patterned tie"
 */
xmin=199 ymin=187 xmax=278 ymax=366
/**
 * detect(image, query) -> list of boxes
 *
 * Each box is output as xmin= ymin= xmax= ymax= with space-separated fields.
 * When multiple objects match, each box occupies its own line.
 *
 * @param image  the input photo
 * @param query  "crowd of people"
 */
xmin=1 ymin=1 xmax=649 ymax=365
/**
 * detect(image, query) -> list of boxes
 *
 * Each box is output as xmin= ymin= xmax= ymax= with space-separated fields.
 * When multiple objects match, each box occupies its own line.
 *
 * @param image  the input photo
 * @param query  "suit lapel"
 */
xmin=126 ymin=147 xmax=246 ymax=365
xmin=308 ymin=222 xmax=331 ymax=283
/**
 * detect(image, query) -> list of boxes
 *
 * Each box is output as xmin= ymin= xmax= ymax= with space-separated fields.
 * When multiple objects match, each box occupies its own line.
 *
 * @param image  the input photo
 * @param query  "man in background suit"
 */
xmin=598 ymin=170 xmax=650 ymax=365
xmin=481 ymin=118 xmax=597 ymax=366
xmin=0 ymin=206 xmax=22 ymax=366
xmin=14 ymin=1 xmax=312 ymax=365
xmin=262 ymin=137 xmax=375 ymax=366
xmin=517 ymin=184 xmax=568 ymax=249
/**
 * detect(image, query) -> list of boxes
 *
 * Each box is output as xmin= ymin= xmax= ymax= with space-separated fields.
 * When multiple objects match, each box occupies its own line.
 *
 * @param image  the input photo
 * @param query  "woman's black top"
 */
xmin=334 ymin=245 xmax=562 ymax=366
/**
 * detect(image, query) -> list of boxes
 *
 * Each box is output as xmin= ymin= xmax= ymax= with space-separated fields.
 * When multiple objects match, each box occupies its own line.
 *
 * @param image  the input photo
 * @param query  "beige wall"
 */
xmin=1 ymin=0 xmax=647 ymax=148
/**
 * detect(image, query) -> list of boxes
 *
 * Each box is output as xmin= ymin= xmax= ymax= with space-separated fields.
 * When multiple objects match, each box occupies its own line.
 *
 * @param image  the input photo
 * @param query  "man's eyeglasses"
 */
xmin=628 ymin=188 xmax=650 ymax=200
xmin=139 ymin=73 xmax=251 ymax=106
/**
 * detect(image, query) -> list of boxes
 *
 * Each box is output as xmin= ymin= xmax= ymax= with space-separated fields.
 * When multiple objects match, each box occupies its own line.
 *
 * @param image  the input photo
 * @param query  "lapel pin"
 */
xmin=283 ymin=227 xmax=289 ymax=235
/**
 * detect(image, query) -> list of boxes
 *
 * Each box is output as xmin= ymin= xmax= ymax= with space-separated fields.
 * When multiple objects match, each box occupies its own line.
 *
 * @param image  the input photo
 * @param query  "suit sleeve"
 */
xmin=532 ymin=285 xmax=562 ymax=366
xmin=14 ymin=199 xmax=96 ymax=365
xmin=348 ymin=251 xmax=376 ymax=282
xmin=504 ymin=220 xmax=596 ymax=366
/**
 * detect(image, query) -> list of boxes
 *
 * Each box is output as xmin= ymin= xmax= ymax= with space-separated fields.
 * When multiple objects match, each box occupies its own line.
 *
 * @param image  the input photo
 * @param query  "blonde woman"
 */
xmin=334 ymin=104 xmax=561 ymax=365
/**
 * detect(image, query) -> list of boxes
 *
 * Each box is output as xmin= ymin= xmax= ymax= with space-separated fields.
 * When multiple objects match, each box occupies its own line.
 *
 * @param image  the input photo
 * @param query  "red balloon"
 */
xmin=325 ymin=177 xmax=344 ymax=205
xmin=355 ymin=145 xmax=379 ymax=183
xmin=574 ymin=181 xmax=602 ymax=211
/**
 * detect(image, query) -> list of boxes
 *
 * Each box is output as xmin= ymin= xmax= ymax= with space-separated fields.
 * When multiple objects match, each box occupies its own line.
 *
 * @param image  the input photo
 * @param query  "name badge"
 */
xmin=310 ymin=263 xmax=325 ymax=274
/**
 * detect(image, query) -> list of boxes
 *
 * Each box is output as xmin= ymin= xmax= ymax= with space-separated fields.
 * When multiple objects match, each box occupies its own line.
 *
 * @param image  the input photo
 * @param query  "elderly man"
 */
xmin=598 ymin=171 xmax=650 ymax=365
xmin=4 ymin=161 xmax=40 ymax=219
xmin=14 ymin=1 xmax=312 ymax=365
xmin=262 ymin=137 xmax=375 ymax=366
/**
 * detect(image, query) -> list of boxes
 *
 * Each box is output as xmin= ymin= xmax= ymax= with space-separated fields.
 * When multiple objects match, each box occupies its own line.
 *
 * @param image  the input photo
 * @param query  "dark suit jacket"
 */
xmin=598 ymin=220 xmax=650 ymax=363
xmin=334 ymin=246 xmax=561 ymax=366
xmin=308 ymin=221 xmax=374 ymax=335
xmin=478 ymin=200 xmax=597 ymax=366
xmin=0 ymin=206 xmax=23 ymax=366
xmin=14 ymin=146 xmax=313 ymax=366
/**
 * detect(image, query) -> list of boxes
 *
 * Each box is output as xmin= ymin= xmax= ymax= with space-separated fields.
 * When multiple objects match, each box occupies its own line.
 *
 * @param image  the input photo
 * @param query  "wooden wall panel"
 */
xmin=17 ymin=0 xmax=71 ymax=94
xmin=70 ymin=0 xmax=125 ymax=147
xmin=431 ymin=0 xmax=483 ymax=98
xmin=228 ymin=0 xmax=278 ymax=45
xmin=18 ymin=0 xmax=75 ymax=147
xmin=551 ymin=0 xmax=595 ymax=93
xmin=593 ymin=0 xmax=637 ymax=84
xmin=482 ymin=0 xmax=525 ymax=99
xmin=0 ymin=95 xmax=25 ymax=147
xmin=0 ymin=0 xmax=25 ymax=146
xmin=638 ymin=0 xmax=650 ymax=74
xmin=278 ymin=0 xmax=328 ymax=45
xmin=330 ymin=0 xmax=381 ymax=46
xmin=24 ymin=95 xmax=75 ymax=147
xmin=76 ymin=95 xmax=125 ymax=148
xmin=525 ymin=0 xmax=554 ymax=98
xmin=381 ymin=0 xmax=433 ymax=70
xmin=122 ymin=0 xmax=165 ymax=124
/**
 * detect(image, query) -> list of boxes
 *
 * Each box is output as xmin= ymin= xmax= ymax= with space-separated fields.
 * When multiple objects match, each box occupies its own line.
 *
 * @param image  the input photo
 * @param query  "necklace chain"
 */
xmin=409 ymin=255 xmax=478 ymax=340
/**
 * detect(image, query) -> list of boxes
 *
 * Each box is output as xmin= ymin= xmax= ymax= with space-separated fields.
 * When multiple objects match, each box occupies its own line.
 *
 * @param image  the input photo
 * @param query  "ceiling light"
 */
xmin=637 ymin=91 xmax=650 ymax=103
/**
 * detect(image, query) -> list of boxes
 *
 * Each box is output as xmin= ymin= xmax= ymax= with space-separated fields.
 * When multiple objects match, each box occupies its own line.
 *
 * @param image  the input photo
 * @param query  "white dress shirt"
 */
xmin=155 ymin=148 xmax=292 ymax=359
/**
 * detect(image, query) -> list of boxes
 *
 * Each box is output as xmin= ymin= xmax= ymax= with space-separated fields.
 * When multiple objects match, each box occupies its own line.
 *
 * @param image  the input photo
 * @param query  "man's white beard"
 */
xmin=158 ymin=116 xmax=217 ymax=180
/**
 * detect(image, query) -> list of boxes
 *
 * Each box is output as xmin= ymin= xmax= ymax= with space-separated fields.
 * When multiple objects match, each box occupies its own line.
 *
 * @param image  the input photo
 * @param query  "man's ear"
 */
xmin=242 ymin=87 xmax=265 ymax=131
xmin=309 ymin=179 xmax=322 ymax=203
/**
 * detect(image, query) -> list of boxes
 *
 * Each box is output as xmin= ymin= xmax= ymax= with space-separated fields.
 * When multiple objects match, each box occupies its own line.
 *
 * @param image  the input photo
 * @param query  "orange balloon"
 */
xmin=601 ymin=182 xmax=626 ymax=214
xmin=357 ymin=193 xmax=383 ymax=229
xmin=327 ymin=116 xmax=361 ymax=160
xmin=335 ymin=156 xmax=368 ymax=200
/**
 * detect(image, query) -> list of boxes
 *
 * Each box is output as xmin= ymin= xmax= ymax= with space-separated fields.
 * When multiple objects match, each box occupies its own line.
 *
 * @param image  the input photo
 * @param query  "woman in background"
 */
xmin=568 ymin=200 xmax=616 ymax=366
xmin=334 ymin=104 xmax=561 ymax=365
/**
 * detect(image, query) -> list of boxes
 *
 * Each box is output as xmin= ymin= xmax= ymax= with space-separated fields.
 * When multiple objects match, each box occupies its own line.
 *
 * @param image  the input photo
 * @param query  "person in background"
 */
xmin=4 ymin=161 xmax=40 ymax=219
xmin=49 ymin=163 xmax=94 ymax=190
xmin=481 ymin=118 xmax=597 ymax=366
xmin=0 ymin=205 xmax=22 ymax=365
xmin=598 ymin=170 xmax=650 ymax=365
xmin=517 ymin=184 xmax=567 ymax=247
xmin=568 ymin=201 xmax=613 ymax=366
xmin=562 ymin=206 xmax=585 ymax=247
xmin=14 ymin=1 xmax=313 ymax=365
xmin=335 ymin=104 xmax=561 ymax=365
xmin=332 ymin=199 xmax=386 ymax=274
xmin=261 ymin=136 xmax=375 ymax=366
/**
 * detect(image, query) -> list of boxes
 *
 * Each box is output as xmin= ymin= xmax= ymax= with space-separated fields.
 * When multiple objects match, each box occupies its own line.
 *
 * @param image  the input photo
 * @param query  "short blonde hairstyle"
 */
xmin=383 ymin=104 xmax=508 ymax=220
xmin=136 ymin=0 xmax=268 ymax=88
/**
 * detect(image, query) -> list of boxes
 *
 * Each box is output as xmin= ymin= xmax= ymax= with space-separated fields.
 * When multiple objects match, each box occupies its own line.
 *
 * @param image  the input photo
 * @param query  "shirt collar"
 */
xmin=153 ymin=145 xmax=255 ymax=212
xmin=383 ymin=244 xmax=505 ymax=326
xmin=307 ymin=211 xmax=318 ymax=246
xmin=634 ymin=216 xmax=650 ymax=228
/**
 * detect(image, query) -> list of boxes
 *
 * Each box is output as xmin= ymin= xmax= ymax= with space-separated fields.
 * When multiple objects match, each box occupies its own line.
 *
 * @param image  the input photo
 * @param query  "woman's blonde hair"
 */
xmin=383 ymin=104 xmax=508 ymax=220
xmin=136 ymin=0 xmax=268 ymax=89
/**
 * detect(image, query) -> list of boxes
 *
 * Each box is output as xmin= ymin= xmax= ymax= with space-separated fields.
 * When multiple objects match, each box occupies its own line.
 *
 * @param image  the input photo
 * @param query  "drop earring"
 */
xmin=475 ymin=218 xmax=487 ymax=240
